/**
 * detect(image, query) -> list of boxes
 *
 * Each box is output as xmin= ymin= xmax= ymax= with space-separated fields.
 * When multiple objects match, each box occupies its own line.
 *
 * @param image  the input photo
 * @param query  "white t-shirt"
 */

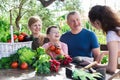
xmin=106 ymin=31 xmax=120 ymax=49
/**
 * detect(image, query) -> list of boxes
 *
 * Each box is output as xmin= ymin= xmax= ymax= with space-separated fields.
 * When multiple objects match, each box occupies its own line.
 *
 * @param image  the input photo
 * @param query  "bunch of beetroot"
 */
xmin=56 ymin=55 xmax=72 ymax=66
xmin=50 ymin=60 xmax=60 ymax=72
xmin=60 ymin=56 xmax=72 ymax=65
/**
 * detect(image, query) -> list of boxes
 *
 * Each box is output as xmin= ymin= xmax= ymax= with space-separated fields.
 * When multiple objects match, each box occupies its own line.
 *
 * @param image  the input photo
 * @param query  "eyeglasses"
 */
xmin=50 ymin=31 xmax=60 ymax=34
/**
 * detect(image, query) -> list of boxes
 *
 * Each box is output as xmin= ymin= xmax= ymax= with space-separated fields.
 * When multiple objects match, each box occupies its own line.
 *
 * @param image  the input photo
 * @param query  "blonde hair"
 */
xmin=38 ymin=33 xmax=47 ymax=46
xmin=28 ymin=16 xmax=42 ymax=28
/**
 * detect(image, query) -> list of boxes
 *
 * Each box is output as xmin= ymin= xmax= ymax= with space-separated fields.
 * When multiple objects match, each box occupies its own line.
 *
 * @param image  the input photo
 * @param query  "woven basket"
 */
xmin=0 ymin=41 xmax=32 ymax=58
xmin=0 ymin=26 xmax=32 ymax=58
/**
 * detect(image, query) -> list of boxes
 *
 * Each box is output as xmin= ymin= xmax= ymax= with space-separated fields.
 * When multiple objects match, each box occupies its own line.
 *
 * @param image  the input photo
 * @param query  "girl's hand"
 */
xmin=54 ymin=43 xmax=61 ymax=49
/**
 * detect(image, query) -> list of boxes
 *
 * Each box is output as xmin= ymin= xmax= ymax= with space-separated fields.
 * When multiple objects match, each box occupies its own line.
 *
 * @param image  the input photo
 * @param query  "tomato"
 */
xmin=11 ymin=61 xmax=18 ymax=69
xmin=20 ymin=62 xmax=28 ymax=70
xmin=18 ymin=34 xmax=24 ymax=41
xmin=55 ymin=48 xmax=61 ymax=54
xmin=13 ymin=34 xmax=18 ymax=40
xmin=49 ymin=45 xmax=56 ymax=51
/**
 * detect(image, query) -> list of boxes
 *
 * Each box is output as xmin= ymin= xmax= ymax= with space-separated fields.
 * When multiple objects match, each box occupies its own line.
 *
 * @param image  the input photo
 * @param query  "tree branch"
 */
xmin=15 ymin=0 xmax=25 ymax=30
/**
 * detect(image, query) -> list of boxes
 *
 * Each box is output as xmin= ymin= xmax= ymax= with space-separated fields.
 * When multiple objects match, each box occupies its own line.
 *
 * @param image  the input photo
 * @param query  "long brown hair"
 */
xmin=88 ymin=5 xmax=120 ymax=36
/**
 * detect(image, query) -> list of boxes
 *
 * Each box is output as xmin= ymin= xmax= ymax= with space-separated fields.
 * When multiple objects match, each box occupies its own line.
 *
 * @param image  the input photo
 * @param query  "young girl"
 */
xmin=42 ymin=26 xmax=68 ymax=60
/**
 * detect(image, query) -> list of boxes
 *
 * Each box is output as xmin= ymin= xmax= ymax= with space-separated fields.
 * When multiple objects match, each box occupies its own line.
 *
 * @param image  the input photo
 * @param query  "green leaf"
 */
xmin=37 ymin=47 xmax=46 ymax=55
xmin=72 ymin=69 xmax=102 ymax=80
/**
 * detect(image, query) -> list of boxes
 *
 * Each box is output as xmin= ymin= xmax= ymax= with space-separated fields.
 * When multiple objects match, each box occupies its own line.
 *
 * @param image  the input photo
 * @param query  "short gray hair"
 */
xmin=66 ymin=11 xmax=80 ymax=20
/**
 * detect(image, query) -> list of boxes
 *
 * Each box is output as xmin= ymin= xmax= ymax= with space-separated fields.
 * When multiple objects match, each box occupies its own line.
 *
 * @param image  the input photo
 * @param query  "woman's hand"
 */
xmin=97 ymin=53 xmax=105 ymax=63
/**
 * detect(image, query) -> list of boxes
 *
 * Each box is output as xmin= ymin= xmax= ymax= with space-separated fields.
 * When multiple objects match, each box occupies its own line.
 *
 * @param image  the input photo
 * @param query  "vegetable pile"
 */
xmin=48 ymin=45 xmax=61 ymax=54
xmin=0 ymin=46 xmax=104 ymax=80
xmin=0 ymin=32 xmax=28 ymax=42
xmin=47 ymin=44 xmax=72 ymax=66
xmin=56 ymin=55 xmax=72 ymax=66
xmin=33 ymin=47 xmax=61 ymax=74
xmin=33 ymin=47 xmax=51 ymax=74
xmin=50 ymin=60 xmax=60 ymax=72
xmin=17 ymin=46 xmax=36 ymax=66
xmin=0 ymin=46 xmax=72 ymax=75
xmin=0 ymin=46 xmax=36 ymax=69
xmin=0 ymin=57 xmax=13 ymax=69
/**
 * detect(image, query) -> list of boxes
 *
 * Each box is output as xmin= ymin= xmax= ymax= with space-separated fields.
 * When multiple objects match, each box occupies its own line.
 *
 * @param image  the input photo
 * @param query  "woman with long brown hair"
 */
xmin=88 ymin=5 xmax=120 ymax=74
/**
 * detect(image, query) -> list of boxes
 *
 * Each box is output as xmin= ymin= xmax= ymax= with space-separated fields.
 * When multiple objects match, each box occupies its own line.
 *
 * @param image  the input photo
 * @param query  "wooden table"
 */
xmin=0 ymin=68 xmax=71 ymax=80
xmin=0 ymin=64 xmax=114 ymax=80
